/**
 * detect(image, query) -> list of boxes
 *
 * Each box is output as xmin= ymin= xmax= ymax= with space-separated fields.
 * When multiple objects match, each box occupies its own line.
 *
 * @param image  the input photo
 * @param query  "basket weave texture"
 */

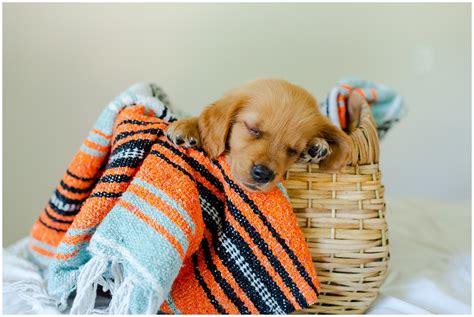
xmin=287 ymin=104 xmax=389 ymax=314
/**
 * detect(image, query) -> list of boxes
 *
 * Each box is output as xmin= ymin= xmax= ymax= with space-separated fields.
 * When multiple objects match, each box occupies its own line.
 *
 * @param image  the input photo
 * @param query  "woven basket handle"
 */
xmin=347 ymin=102 xmax=380 ymax=166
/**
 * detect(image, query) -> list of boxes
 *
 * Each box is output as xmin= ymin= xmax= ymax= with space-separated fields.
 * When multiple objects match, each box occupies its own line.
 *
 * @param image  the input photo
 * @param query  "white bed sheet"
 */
xmin=3 ymin=198 xmax=471 ymax=314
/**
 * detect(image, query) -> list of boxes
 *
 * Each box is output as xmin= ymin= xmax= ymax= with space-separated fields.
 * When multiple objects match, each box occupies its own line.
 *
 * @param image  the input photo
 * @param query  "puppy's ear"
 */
xmin=315 ymin=118 xmax=352 ymax=171
xmin=198 ymin=93 xmax=246 ymax=159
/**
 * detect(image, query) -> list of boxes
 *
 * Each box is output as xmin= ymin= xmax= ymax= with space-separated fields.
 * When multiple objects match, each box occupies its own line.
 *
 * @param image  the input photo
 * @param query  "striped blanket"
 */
xmin=320 ymin=78 xmax=404 ymax=140
xmin=27 ymin=83 xmax=320 ymax=314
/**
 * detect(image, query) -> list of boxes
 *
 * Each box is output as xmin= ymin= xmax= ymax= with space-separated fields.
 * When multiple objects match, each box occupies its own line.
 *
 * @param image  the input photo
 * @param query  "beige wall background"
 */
xmin=3 ymin=3 xmax=471 ymax=246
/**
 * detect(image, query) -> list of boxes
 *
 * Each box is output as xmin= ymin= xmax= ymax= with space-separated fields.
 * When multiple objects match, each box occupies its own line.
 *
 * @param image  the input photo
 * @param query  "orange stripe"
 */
xmin=100 ymin=166 xmax=135 ymax=177
xmin=128 ymin=183 xmax=194 ymax=241
xmin=136 ymin=145 xmax=204 ymax=256
xmin=338 ymin=105 xmax=347 ymax=129
xmin=83 ymin=139 xmax=110 ymax=153
xmin=92 ymin=128 xmax=112 ymax=140
xmin=160 ymin=301 xmax=173 ymax=314
xmin=118 ymin=200 xmax=185 ymax=259
xmin=171 ymin=258 xmax=219 ymax=314
xmin=39 ymin=213 xmax=70 ymax=231
xmin=370 ymin=88 xmax=378 ymax=101
xmin=67 ymin=151 xmax=105 ymax=180
xmin=61 ymin=232 xmax=93 ymax=245
xmin=61 ymin=174 xmax=95 ymax=191
xmin=355 ymin=88 xmax=367 ymax=100
xmin=30 ymin=244 xmax=54 ymax=258
xmin=56 ymin=184 xmax=91 ymax=201
xmin=31 ymin=220 xmax=65 ymax=247
xmin=340 ymin=83 xmax=353 ymax=92
xmin=54 ymin=248 xmax=80 ymax=260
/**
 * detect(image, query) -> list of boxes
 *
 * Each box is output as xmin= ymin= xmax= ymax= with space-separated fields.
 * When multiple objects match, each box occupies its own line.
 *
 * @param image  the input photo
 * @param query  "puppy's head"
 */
xmin=199 ymin=78 xmax=351 ymax=192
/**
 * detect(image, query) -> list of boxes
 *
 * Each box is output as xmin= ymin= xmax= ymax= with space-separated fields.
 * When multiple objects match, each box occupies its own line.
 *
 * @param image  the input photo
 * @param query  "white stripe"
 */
xmin=220 ymin=234 xmax=284 ymax=314
xmin=50 ymin=193 xmax=81 ymax=212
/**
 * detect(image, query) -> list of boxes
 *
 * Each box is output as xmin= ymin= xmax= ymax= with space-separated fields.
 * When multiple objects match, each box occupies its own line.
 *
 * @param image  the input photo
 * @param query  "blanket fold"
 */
xmin=27 ymin=83 xmax=320 ymax=314
xmin=320 ymin=78 xmax=405 ymax=139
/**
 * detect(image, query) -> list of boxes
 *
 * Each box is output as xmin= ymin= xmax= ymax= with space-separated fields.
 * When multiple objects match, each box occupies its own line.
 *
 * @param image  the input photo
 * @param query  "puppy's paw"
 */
xmin=298 ymin=138 xmax=331 ymax=163
xmin=165 ymin=118 xmax=201 ymax=149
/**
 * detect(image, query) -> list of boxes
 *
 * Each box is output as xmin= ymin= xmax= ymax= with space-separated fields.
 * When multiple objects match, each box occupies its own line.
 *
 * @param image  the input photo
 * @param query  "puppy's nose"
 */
xmin=251 ymin=165 xmax=275 ymax=184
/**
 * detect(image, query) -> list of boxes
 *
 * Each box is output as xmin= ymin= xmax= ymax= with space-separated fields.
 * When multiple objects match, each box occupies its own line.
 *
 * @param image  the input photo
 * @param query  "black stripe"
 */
xmin=107 ymin=139 xmax=153 ymax=169
xmin=113 ymin=128 xmax=161 ymax=143
xmin=44 ymin=208 xmax=73 ymax=224
xmin=150 ymin=149 xmax=292 ymax=313
xmin=150 ymin=150 xmax=195 ymax=180
xmin=117 ymin=119 xmax=161 ymax=127
xmin=159 ymin=104 xmax=168 ymax=119
xmin=110 ymin=139 xmax=154 ymax=157
xmin=38 ymin=217 xmax=67 ymax=232
xmin=54 ymin=190 xmax=87 ymax=205
xmin=66 ymin=170 xmax=96 ymax=182
xmin=106 ymin=157 xmax=144 ymax=169
xmin=150 ymin=150 xmax=268 ymax=311
xmin=48 ymin=201 xmax=80 ymax=217
xmin=191 ymin=253 xmax=227 ymax=314
xmin=223 ymin=224 xmax=295 ymax=313
xmin=90 ymin=191 xmax=122 ymax=198
xmin=201 ymin=239 xmax=250 ymax=314
xmin=227 ymin=199 xmax=308 ymax=308
xmin=214 ymin=160 xmax=319 ymax=296
xmin=197 ymin=184 xmax=291 ymax=313
xmin=98 ymin=174 xmax=132 ymax=183
xmin=155 ymin=140 xmax=224 ymax=192
xmin=60 ymin=180 xmax=95 ymax=194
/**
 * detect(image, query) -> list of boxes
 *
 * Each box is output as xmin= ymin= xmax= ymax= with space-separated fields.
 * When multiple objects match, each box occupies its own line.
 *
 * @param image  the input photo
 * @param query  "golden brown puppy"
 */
xmin=166 ymin=78 xmax=351 ymax=192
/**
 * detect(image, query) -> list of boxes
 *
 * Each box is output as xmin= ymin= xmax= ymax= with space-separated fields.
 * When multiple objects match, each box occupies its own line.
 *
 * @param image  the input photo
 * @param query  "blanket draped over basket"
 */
xmin=27 ymin=83 xmax=320 ymax=314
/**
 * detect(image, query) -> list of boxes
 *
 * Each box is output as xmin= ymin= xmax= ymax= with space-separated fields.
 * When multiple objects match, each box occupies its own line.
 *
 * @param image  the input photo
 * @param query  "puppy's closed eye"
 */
xmin=245 ymin=123 xmax=262 ymax=139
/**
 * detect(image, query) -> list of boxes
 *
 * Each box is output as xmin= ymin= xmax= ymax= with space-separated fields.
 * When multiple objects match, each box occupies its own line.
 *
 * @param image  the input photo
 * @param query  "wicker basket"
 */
xmin=287 ymin=103 xmax=389 ymax=314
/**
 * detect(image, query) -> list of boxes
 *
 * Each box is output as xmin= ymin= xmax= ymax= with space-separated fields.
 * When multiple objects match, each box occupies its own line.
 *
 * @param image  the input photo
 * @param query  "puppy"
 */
xmin=165 ymin=78 xmax=351 ymax=192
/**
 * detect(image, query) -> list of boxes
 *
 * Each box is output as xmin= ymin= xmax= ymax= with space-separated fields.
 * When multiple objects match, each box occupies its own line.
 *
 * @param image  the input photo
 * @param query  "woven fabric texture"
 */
xmin=28 ymin=83 xmax=320 ymax=314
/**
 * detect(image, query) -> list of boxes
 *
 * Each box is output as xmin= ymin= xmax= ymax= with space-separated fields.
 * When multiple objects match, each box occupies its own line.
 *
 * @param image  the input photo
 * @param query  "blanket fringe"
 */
xmin=3 ymin=279 xmax=60 ymax=312
xmin=70 ymin=255 xmax=110 ymax=314
xmin=145 ymin=290 xmax=162 ymax=314
xmin=108 ymin=276 xmax=134 ymax=314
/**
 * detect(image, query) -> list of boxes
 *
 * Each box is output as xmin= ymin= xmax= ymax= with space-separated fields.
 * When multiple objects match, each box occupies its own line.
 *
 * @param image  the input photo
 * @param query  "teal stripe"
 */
xmin=93 ymin=207 xmax=183 ymax=285
xmin=93 ymin=108 xmax=117 ymax=136
xmin=132 ymin=178 xmax=196 ymax=234
xmin=27 ymin=250 xmax=53 ymax=269
xmin=277 ymin=183 xmax=290 ymax=200
xmin=67 ymin=227 xmax=96 ymax=236
xmin=55 ymin=240 xmax=90 ymax=255
xmin=122 ymin=192 xmax=189 ymax=252
xmin=88 ymin=131 xmax=110 ymax=147
xmin=167 ymin=294 xmax=180 ymax=314
xmin=30 ymin=237 xmax=56 ymax=253
xmin=80 ymin=144 xmax=107 ymax=157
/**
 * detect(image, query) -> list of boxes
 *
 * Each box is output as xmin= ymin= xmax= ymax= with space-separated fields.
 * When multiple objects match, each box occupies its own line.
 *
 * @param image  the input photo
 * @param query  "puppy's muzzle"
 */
xmin=251 ymin=165 xmax=275 ymax=184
